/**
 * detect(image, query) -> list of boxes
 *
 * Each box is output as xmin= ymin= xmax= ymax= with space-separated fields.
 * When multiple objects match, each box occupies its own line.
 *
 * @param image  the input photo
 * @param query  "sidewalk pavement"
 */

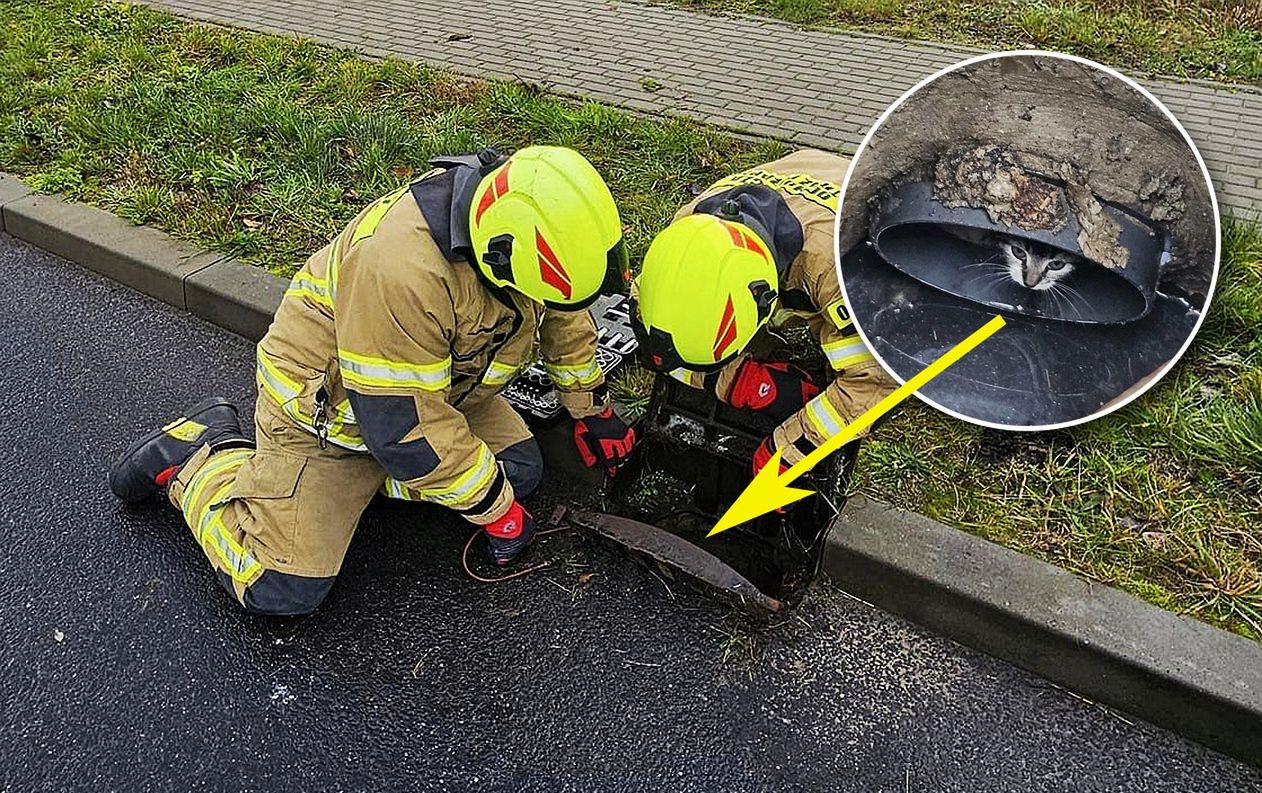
xmin=150 ymin=0 xmax=1262 ymax=216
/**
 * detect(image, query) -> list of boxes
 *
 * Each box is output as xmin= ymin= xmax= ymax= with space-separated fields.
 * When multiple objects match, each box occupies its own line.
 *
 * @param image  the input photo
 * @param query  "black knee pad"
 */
xmin=219 ymin=570 xmax=335 ymax=616
xmin=497 ymin=438 xmax=544 ymax=499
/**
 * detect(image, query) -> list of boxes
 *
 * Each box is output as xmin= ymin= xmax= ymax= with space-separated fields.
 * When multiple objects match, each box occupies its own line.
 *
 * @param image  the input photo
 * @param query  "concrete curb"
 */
xmin=4 ymin=174 xmax=1259 ymax=766
xmin=825 ymin=497 xmax=1262 ymax=765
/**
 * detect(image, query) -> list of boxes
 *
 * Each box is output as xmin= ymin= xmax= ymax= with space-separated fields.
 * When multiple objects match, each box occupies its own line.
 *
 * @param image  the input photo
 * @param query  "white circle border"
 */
xmin=833 ymin=49 xmax=1223 ymax=433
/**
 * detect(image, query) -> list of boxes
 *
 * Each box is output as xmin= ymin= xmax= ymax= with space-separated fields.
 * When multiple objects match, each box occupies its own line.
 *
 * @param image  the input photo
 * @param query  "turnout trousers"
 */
xmin=166 ymin=390 xmax=541 ymax=615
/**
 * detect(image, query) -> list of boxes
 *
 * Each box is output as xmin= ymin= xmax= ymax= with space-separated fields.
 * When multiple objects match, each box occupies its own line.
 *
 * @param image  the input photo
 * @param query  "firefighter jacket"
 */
xmin=255 ymin=156 xmax=608 ymax=525
xmin=666 ymin=149 xmax=892 ymax=465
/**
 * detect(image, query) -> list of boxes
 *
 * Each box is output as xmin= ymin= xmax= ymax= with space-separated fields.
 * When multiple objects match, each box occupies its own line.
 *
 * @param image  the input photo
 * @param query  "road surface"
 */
xmin=2 ymin=233 xmax=1257 ymax=791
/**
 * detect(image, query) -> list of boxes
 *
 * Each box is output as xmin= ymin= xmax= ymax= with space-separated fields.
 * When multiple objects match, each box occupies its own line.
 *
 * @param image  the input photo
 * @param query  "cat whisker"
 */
xmin=1056 ymin=283 xmax=1090 ymax=317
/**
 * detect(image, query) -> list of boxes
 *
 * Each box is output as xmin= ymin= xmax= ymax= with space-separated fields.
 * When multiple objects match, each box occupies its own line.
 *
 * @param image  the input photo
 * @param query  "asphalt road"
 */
xmin=2 ymin=232 xmax=1258 ymax=792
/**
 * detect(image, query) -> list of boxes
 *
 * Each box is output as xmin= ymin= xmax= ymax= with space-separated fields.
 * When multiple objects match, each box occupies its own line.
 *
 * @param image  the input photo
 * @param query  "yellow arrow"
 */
xmin=708 ymin=314 xmax=1007 ymax=537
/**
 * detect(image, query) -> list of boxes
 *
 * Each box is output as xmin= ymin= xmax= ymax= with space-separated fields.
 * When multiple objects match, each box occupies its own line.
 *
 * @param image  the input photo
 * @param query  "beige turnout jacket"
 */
xmin=669 ymin=149 xmax=894 ymax=464
xmin=256 ymin=168 xmax=606 ymax=525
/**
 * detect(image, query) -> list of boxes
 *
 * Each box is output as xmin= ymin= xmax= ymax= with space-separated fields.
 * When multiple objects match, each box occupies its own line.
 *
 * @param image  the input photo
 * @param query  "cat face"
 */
xmin=997 ymin=237 xmax=1077 ymax=291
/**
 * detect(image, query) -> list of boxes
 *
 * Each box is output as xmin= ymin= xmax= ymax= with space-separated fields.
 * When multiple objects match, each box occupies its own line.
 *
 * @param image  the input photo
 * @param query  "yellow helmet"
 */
xmin=469 ymin=146 xmax=628 ymax=309
xmin=634 ymin=211 xmax=779 ymax=372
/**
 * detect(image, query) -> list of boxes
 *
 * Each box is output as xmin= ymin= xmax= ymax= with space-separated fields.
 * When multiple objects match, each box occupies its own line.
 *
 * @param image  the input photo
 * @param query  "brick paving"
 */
xmin=148 ymin=0 xmax=1262 ymax=216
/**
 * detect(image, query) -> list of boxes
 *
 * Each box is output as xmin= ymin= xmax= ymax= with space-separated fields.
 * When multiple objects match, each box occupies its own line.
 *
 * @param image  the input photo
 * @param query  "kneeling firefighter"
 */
xmin=108 ymin=146 xmax=637 ymax=615
xmin=633 ymin=149 xmax=895 ymax=478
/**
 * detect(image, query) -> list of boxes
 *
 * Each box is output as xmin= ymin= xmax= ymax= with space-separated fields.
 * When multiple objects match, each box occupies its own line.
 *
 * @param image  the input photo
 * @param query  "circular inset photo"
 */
xmin=835 ymin=51 xmax=1220 ymax=430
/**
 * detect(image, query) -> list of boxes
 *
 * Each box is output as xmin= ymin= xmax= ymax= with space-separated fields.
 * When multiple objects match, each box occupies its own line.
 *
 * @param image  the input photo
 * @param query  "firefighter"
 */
xmin=632 ymin=149 xmax=895 ymax=477
xmin=108 ymin=146 xmax=637 ymax=615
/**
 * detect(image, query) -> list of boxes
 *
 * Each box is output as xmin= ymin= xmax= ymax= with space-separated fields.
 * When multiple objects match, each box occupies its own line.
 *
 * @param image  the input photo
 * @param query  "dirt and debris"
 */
xmin=931 ymin=143 xmax=1133 ymax=270
xmin=934 ymin=145 xmax=1071 ymax=233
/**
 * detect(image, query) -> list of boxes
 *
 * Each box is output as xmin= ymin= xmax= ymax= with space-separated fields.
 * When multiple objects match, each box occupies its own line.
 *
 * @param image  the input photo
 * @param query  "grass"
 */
xmin=2 ymin=1 xmax=1259 ymax=639
xmin=0 ymin=1 xmax=784 ymax=275
xmin=670 ymin=0 xmax=1262 ymax=84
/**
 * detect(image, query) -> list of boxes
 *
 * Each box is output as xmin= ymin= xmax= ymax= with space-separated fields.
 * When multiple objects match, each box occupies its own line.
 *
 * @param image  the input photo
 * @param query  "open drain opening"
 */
xmin=870 ymin=180 xmax=1167 ymax=325
xmin=604 ymin=376 xmax=854 ymax=608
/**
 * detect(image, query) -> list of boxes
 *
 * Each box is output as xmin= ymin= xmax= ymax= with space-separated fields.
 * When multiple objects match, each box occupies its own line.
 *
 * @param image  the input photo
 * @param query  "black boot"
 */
xmin=108 ymin=397 xmax=252 ymax=504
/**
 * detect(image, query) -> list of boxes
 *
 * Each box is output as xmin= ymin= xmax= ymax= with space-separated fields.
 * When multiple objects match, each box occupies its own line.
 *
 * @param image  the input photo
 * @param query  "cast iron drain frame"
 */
xmin=602 ymin=375 xmax=856 ymax=610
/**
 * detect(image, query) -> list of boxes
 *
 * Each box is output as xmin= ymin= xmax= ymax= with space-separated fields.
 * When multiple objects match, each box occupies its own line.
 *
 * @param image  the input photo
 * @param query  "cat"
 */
xmin=944 ymin=226 xmax=1081 ymax=292
xmin=991 ymin=234 xmax=1079 ymax=292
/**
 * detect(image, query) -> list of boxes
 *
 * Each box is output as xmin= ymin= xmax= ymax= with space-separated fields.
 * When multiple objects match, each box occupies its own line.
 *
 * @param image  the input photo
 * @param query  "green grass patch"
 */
xmin=0 ymin=0 xmax=783 ymax=274
xmin=671 ymin=0 xmax=1262 ymax=84
xmin=2 ymin=0 xmax=1259 ymax=638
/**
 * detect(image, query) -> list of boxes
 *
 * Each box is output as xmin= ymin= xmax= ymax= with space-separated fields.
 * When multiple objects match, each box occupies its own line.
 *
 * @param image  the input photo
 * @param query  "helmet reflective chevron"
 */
xmin=469 ymin=146 xmax=628 ymax=309
xmin=634 ymin=212 xmax=779 ymax=372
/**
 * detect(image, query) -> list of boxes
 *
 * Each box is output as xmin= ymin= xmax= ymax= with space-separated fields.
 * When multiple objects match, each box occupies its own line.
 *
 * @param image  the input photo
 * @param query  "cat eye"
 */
xmin=1009 ymin=245 xmax=1027 ymax=261
xmin=1047 ymin=260 xmax=1066 ymax=270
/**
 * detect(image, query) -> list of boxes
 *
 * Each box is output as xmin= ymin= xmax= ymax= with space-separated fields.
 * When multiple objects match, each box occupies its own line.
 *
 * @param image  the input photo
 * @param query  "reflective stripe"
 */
xmin=197 ymin=481 xmax=263 ymax=584
xmin=412 ymin=443 xmax=497 ymax=506
xmin=180 ymin=448 xmax=253 ymax=515
xmin=770 ymin=306 xmax=814 ymax=327
xmin=805 ymin=392 xmax=846 ymax=438
xmin=482 ymin=359 xmax=524 ymax=387
xmin=544 ymin=356 xmax=602 ymax=388
xmin=255 ymin=346 xmax=368 ymax=451
xmin=285 ymin=272 xmax=332 ymax=311
xmin=820 ymin=338 xmax=873 ymax=371
xmin=668 ymin=367 xmax=704 ymax=388
xmin=338 ymin=349 xmax=452 ymax=392
xmin=349 ymin=186 xmax=410 ymax=247
xmin=384 ymin=478 xmax=418 ymax=501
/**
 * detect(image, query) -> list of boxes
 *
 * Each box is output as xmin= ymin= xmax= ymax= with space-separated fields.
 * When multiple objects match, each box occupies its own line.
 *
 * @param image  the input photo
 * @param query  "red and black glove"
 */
xmin=574 ymin=406 xmax=636 ymax=475
xmin=483 ymin=500 xmax=536 ymax=566
xmin=753 ymin=437 xmax=796 ymax=514
xmin=727 ymin=360 xmax=820 ymax=424
xmin=752 ymin=436 xmax=790 ymax=479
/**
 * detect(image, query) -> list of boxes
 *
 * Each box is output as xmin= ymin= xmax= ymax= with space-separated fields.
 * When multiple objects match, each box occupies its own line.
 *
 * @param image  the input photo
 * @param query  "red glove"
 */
xmin=574 ymin=406 xmax=636 ymax=475
xmin=727 ymin=360 xmax=820 ymax=424
xmin=483 ymin=500 xmax=536 ymax=566
xmin=752 ymin=436 xmax=790 ymax=479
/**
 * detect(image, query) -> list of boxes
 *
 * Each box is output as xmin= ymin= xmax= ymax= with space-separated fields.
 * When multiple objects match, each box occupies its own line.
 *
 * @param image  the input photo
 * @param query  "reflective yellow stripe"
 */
xmin=180 ymin=448 xmax=252 ymax=515
xmin=197 ymin=481 xmax=263 ymax=584
xmin=412 ymin=444 xmax=497 ymax=506
xmin=668 ymin=367 xmax=704 ymax=388
xmin=820 ymin=338 xmax=873 ymax=371
xmin=256 ymin=346 xmax=368 ymax=451
xmin=285 ymin=272 xmax=332 ymax=311
xmin=338 ymin=349 xmax=452 ymax=392
xmin=805 ymin=392 xmax=846 ymax=438
xmin=383 ymin=478 xmax=419 ymax=501
xmin=349 ymin=186 xmax=410 ymax=247
xmin=544 ymin=356 xmax=602 ymax=387
xmin=482 ymin=359 xmax=524 ymax=387
xmin=707 ymin=168 xmax=840 ymax=211
xmin=770 ymin=306 xmax=815 ymax=327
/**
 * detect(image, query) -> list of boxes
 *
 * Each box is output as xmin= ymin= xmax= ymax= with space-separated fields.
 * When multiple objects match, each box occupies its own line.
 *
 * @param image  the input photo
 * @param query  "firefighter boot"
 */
xmin=108 ymin=397 xmax=252 ymax=504
xmin=484 ymin=501 xmax=538 ymax=566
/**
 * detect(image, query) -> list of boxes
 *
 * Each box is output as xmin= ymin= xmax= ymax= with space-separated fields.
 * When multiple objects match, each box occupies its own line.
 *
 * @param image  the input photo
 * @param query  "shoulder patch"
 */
xmin=825 ymin=299 xmax=853 ymax=330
